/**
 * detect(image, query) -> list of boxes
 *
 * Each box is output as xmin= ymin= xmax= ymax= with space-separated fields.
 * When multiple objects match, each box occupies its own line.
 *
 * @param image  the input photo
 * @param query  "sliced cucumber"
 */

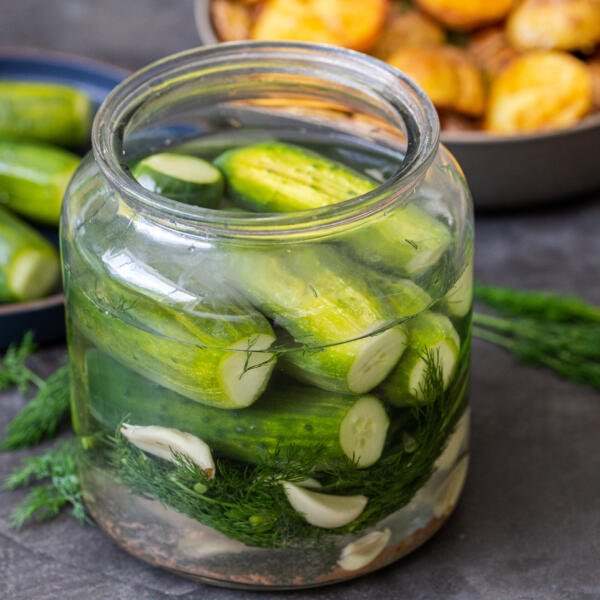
xmin=132 ymin=153 xmax=223 ymax=207
xmin=442 ymin=261 xmax=473 ymax=317
xmin=69 ymin=250 xmax=276 ymax=409
xmin=0 ymin=205 xmax=59 ymax=301
xmin=215 ymin=141 xmax=451 ymax=276
xmin=380 ymin=312 xmax=460 ymax=406
xmin=0 ymin=140 xmax=80 ymax=225
xmin=281 ymin=482 xmax=368 ymax=529
xmin=222 ymin=245 xmax=406 ymax=394
xmin=368 ymin=273 xmax=432 ymax=319
xmin=87 ymin=351 xmax=390 ymax=468
xmin=0 ymin=80 xmax=92 ymax=147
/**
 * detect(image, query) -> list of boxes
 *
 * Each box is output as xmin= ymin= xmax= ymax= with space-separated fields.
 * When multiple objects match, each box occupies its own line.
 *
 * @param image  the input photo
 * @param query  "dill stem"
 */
xmin=26 ymin=370 xmax=46 ymax=390
xmin=472 ymin=326 xmax=515 ymax=350
xmin=169 ymin=477 xmax=236 ymax=508
xmin=472 ymin=312 xmax=515 ymax=333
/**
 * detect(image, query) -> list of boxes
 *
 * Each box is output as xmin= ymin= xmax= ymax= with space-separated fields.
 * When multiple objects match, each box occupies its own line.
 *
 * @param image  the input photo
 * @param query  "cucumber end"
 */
xmin=347 ymin=326 xmax=407 ymax=394
xmin=339 ymin=396 xmax=390 ymax=468
xmin=8 ymin=248 xmax=59 ymax=301
xmin=220 ymin=334 xmax=276 ymax=408
xmin=409 ymin=340 xmax=459 ymax=397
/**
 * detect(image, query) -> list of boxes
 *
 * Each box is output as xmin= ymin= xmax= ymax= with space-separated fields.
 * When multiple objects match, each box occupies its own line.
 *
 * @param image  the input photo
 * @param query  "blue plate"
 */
xmin=0 ymin=48 xmax=128 ymax=349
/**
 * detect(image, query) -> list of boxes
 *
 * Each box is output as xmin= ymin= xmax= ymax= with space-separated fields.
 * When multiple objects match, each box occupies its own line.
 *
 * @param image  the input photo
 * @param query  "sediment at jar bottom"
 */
xmin=67 ymin=258 xmax=276 ymax=409
xmin=86 ymin=350 xmax=390 ymax=469
xmin=220 ymin=244 xmax=406 ymax=394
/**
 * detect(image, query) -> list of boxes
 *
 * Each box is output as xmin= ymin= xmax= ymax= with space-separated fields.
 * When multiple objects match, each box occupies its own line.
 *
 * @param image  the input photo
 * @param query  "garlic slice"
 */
xmin=121 ymin=424 xmax=215 ymax=479
xmin=433 ymin=455 xmax=469 ymax=518
xmin=295 ymin=477 xmax=322 ymax=489
xmin=282 ymin=482 xmax=367 ymax=529
xmin=338 ymin=528 xmax=392 ymax=571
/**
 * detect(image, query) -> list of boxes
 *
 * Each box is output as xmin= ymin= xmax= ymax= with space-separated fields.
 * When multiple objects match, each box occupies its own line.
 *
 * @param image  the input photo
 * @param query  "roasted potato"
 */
xmin=211 ymin=0 xmax=255 ymax=41
xmin=415 ymin=0 xmax=514 ymax=30
xmin=506 ymin=0 xmax=600 ymax=52
xmin=388 ymin=45 xmax=486 ymax=117
xmin=251 ymin=0 xmax=389 ymax=52
xmin=486 ymin=51 xmax=593 ymax=133
xmin=589 ymin=59 xmax=600 ymax=110
xmin=371 ymin=7 xmax=446 ymax=60
xmin=469 ymin=27 xmax=520 ymax=76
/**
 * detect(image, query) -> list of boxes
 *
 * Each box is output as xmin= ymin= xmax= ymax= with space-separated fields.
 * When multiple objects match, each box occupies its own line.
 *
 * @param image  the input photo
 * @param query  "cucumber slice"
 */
xmin=87 ymin=351 xmax=390 ymax=468
xmin=380 ymin=312 xmax=460 ymax=406
xmin=215 ymin=141 xmax=451 ymax=276
xmin=0 ymin=206 xmax=59 ymax=301
xmin=281 ymin=482 xmax=368 ymax=529
xmin=132 ymin=153 xmax=224 ymax=207
xmin=69 ymin=250 xmax=276 ymax=409
xmin=442 ymin=261 xmax=473 ymax=317
xmin=120 ymin=424 xmax=215 ymax=479
xmin=0 ymin=80 xmax=92 ymax=147
xmin=222 ymin=245 xmax=406 ymax=394
xmin=368 ymin=273 xmax=432 ymax=319
xmin=0 ymin=140 xmax=80 ymax=225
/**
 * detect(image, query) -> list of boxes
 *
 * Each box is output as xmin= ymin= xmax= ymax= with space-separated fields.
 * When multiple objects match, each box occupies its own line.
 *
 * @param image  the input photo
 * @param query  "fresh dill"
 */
xmin=0 ymin=331 xmax=40 ymax=393
xmin=3 ymin=439 xmax=86 ymax=528
xmin=474 ymin=284 xmax=600 ymax=391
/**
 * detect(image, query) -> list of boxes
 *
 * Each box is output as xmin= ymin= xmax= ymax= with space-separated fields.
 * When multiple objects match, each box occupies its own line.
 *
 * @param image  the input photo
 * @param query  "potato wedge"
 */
xmin=415 ymin=0 xmax=514 ymax=30
xmin=469 ymin=27 xmax=520 ymax=76
xmin=486 ymin=51 xmax=593 ymax=134
xmin=371 ymin=7 xmax=446 ymax=60
xmin=388 ymin=45 xmax=486 ymax=117
xmin=589 ymin=59 xmax=600 ymax=111
xmin=507 ymin=0 xmax=600 ymax=52
xmin=251 ymin=0 xmax=389 ymax=52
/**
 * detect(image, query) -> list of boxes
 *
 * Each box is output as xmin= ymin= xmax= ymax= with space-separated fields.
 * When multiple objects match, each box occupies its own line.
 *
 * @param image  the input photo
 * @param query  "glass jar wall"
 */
xmin=61 ymin=43 xmax=473 ymax=589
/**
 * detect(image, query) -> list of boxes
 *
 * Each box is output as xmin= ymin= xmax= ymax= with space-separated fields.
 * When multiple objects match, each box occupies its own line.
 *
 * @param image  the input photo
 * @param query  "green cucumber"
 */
xmin=0 ymin=140 xmax=80 ymax=225
xmin=0 ymin=80 xmax=92 ymax=147
xmin=87 ymin=351 xmax=390 ymax=468
xmin=131 ymin=153 xmax=224 ymax=207
xmin=215 ymin=141 xmax=451 ymax=276
xmin=222 ymin=245 xmax=407 ymax=394
xmin=68 ymin=249 xmax=276 ymax=409
xmin=368 ymin=273 xmax=432 ymax=319
xmin=380 ymin=312 xmax=460 ymax=406
xmin=442 ymin=261 xmax=473 ymax=318
xmin=0 ymin=205 xmax=59 ymax=301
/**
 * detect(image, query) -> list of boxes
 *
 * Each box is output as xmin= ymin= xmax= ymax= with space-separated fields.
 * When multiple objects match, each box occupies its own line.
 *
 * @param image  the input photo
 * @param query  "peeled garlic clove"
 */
xmin=121 ymin=424 xmax=215 ymax=479
xmin=433 ymin=455 xmax=469 ymax=518
xmin=295 ymin=477 xmax=322 ymax=489
xmin=435 ymin=408 xmax=470 ymax=472
xmin=338 ymin=528 xmax=392 ymax=571
xmin=282 ymin=482 xmax=367 ymax=529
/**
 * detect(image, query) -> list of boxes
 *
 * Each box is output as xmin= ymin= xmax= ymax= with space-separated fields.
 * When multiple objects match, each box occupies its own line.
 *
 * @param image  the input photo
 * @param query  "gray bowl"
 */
xmin=193 ymin=0 xmax=600 ymax=209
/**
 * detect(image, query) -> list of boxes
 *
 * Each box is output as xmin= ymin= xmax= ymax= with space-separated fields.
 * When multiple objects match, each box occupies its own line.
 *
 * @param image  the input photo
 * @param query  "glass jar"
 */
xmin=61 ymin=42 xmax=473 ymax=589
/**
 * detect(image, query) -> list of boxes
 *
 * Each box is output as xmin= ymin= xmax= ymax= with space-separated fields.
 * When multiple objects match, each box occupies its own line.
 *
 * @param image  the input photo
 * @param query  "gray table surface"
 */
xmin=1 ymin=2 xmax=599 ymax=599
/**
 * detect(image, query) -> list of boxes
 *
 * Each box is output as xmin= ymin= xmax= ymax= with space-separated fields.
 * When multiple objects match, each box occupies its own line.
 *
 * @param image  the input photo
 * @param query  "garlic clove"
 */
xmin=121 ymin=424 xmax=215 ymax=479
xmin=295 ymin=477 xmax=322 ymax=489
xmin=338 ymin=528 xmax=392 ymax=571
xmin=282 ymin=482 xmax=367 ymax=529
xmin=433 ymin=455 xmax=469 ymax=518
xmin=434 ymin=408 xmax=470 ymax=472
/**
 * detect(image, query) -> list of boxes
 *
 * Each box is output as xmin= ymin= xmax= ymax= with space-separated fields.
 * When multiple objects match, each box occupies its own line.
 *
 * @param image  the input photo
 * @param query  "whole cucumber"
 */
xmin=0 ymin=80 xmax=92 ymax=147
xmin=0 ymin=205 xmax=59 ymax=302
xmin=215 ymin=141 xmax=451 ymax=277
xmin=0 ymin=140 xmax=80 ymax=225
xmin=87 ymin=351 xmax=390 ymax=469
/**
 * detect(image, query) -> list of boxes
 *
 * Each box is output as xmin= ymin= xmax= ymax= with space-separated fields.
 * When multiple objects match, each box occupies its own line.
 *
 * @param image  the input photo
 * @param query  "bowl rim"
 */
xmin=193 ymin=0 xmax=600 ymax=147
xmin=0 ymin=293 xmax=64 ymax=317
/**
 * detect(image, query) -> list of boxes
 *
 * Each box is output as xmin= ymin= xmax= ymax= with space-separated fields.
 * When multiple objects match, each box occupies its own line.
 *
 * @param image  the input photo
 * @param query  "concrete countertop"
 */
xmin=1 ymin=2 xmax=599 ymax=598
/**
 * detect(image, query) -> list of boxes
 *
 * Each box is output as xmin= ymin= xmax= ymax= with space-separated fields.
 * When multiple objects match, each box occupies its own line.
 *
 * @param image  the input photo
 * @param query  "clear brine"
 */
xmin=65 ymin=132 xmax=472 ymax=586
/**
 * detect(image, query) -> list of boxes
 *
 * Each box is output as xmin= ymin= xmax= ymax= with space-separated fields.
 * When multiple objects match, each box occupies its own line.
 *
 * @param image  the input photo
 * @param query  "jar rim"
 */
xmin=92 ymin=41 xmax=440 ymax=239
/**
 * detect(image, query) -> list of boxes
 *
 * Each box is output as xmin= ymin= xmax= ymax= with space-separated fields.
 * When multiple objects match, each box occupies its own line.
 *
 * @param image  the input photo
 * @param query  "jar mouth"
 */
xmin=92 ymin=42 xmax=439 ymax=239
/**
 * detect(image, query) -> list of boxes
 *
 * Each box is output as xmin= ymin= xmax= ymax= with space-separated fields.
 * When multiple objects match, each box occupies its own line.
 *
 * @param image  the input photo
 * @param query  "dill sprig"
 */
xmin=474 ymin=283 xmax=600 ymax=324
xmin=3 ymin=440 xmax=86 ymax=528
xmin=99 ymin=348 xmax=468 ymax=549
xmin=0 ymin=331 xmax=40 ymax=393
xmin=2 ymin=366 xmax=71 ymax=450
xmin=474 ymin=284 xmax=600 ymax=390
